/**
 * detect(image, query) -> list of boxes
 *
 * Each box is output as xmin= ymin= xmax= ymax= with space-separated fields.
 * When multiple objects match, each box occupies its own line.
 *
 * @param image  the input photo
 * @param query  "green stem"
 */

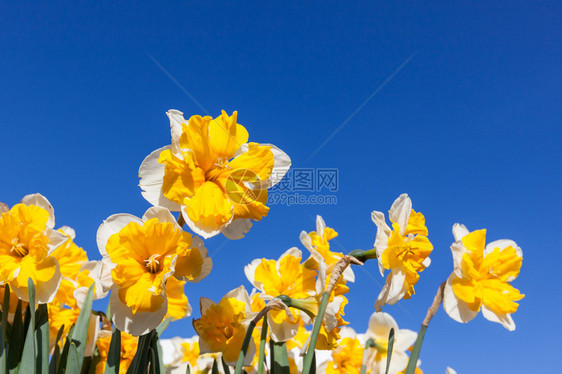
xmin=404 ymin=324 xmax=427 ymax=374
xmin=360 ymin=338 xmax=376 ymax=374
xmin=301 ymin=292 xmax=330 ymax=374
xmin=348 ymin=248 xmax=377 ymax=263
xmin=234 ymin=319 xmax=258 ymax=374
xmin=257 ymin=317 xmax=268 ymax=374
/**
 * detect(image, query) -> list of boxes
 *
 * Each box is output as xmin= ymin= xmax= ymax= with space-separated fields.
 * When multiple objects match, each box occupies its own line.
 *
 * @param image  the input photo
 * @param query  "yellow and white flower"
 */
xmin=193 ymin=286 xmax=256 ymax=366
xmin=95 ymin=330 xmax=138 ymax=374
xmin=371 ymin=194 xmax=433 ymax=309
xmin=0 ymin=194 xmax=67 ymax=303
xmin=443 ymin=223 xmax=524 ymax=331
xmin=97 ymin=206 xmax=212 ymax=335
xmin=319 ymin=327 xmax=366 ymax=374
xmin=365 ymin=312 xmax=417 ymax=374
xmin=139 ymin=110 xmax=291 ymax=239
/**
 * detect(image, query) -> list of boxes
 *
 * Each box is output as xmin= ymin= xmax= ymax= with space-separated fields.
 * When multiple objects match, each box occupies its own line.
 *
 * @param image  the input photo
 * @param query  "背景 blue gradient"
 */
xmin=1 ymin=1 xmax=560 ymax=372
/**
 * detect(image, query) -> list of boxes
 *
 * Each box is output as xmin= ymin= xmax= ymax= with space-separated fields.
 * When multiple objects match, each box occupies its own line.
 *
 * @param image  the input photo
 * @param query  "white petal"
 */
xmin=339 ymin=326 xmax=357 ymax=339
xmin=143 ymin=206 xmax=181 ymax=229
xmin=485 ymin=239 xmax=522 ymax=259
xmin=79 ymin=261 xmax=110 ymax=300
xmin=421 ymin=257 xmax=431 ymax=268
xmin=85 ymin=314 xmax=100 ymax=357
xmin=299 ymin=230 xmax=314 ymax=252
xmin=222 ymin=219 xmax=253 ymax=240
xmin=46 ymin=229 xmax=70 ymax=255
xmin=315 ymin=215 xmax=326 ymax=237
xmin=386 ymin=350 xmax=409 ymax=374
xmin=13 ymin=261 xmax=62 ymax=304
xmin=367 ymin=312 xmax=399 ymax=341
xmin=96 ymin=214 xmax=142 ymax=257
xmin=58 ymin=225 xmax=76 ymax=239
xmin=323 ymin=296 xmax=343 ymax=331
xmin=180 ymin=205 xmax=231 ymax=239
xmin=446 ymin=367 xmax=458 ymax=374
xmin=199 ymin=297 xmax=215 ymax=315
xmin=139 ymin=145 xmax=181 ymax=211
xmin=375 ymin=268 xmax=407 ymax=309
xmin=388 ymin=194 xmax=411 ymax=236
xmin=442 ymin=274 xmax=479 ymax=324
xmin=267 ymin=313 xmax=299 ymax=342
xmin=223 ymin=286 xmax=251 ymax=311
xmin=450 ymin=241 xmax=467 ymax=276
xmin=166 ymin=109 xmax=187 ymax=155
xmin=0 ymin=202 xmax=8 ymax=213
xmin=371 ymin=210 xmax=390 ymax=277
xmin=98 ymin=257 xmax=116 ymax=293
xmin=452 ymin=223 xmax=469 ymax=242
xmin=21 ymin=193 xmax=55 ymax=229
xmin=109 ymin=291 xmax=168 ymax=336
xmin=394 ymin=328 xmax=417 ymax=351
xmin=481 ymin=305 xmax=516 ymax=331
xmin=342 ymin=266 xmax=355 ymax=283
xmin=244 ymin=259 xmax=263 ymax=291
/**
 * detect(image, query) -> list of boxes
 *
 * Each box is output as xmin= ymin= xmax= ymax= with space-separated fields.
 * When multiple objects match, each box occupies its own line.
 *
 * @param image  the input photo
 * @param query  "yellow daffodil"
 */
xmin=139 ymin=110 xmax=291 ymax=239
xmin=371 ymin=194 xmax=433 ymax=309
xmin=97 ymin=206 xmax=212 ymax=335
xmin=0 ymin=194 xmax=67 ymax=303
xmin=245 ymin=248 xmax=318 ymax=342
xmin=365 ymin=312 xmax=417 ymax=374
xmin=193 ymin=286 xmax=256 ymax=366
xmin=319 ymin=327 xmax=366 ymax=374
xmin=443 ymin=224 xmax=524 ymax=331
xmin=95 ymin=330 xmax=138 ymax=374
xmin=159 ymin=336 xmax=201 ymax=373
xmin=300 ymin=215 xmax=355 ymax=283
xmin=47 ymin=303 xmax=100 ymax=356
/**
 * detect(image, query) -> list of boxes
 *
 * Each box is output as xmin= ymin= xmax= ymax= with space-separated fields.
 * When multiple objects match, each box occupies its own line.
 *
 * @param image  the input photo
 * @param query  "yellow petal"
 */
xmin=183 ymin=181 xmax=233 ymax=233
xmin=159 ymin=149 xmax=205 ymax=205
xmin=229 ymin=143 xmax=274 ymax=182
xmin=209 ymin=111 xmax=249 ymax=160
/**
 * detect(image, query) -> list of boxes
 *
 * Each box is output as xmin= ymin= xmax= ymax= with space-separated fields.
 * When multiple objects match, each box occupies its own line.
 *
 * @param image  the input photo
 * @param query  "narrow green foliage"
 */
xmin=234 ymin=318 xmax=258 ymax=374
xmin=149 ymin=332 xmax=165 ymax=374
xmin=211 ymin=359 xmax=219 ymax=374
xmin=19 ymin=280 xmax=37 ymax=374
xmin=0 ymin=316 xmax=6 ymax=374
xmin=185 ymin=363 xmax=190 ymax=374
xmin=257 ymin=317 xmax=268 ymax=374
xmin=36 ymin=304 xmax=50 ymax=374
xmin=66 ymin=343 xmax=80 ymax=374
xmin=404 ymin=324 xmax=428 ymax=374
xmin=302 ymin=291 xmax=330 ymax=374
xmin=49 ymin=325 xmax=65 ymax=374
xmin=2 ymin=286 xmax=9 ymax=341
xmin=127 ymin=330 xmax=154 ymax=374
xmin=58 ymin=325 xmax=75 ymax=374
xmin=360 ymin=338 xmax=376 ymax=374
xmin=272 ymin=342 xmax=290 ymax=374
xmin=68 ymin=284 xmax=95 ymax=371
xmin=156 ymin=318 xmax=172 ymax=337
xmin=104 ymin=328 xmax=121 ymax=374
xmin=7 ymin=300 xmax=24 ymax=373
xmin=384 ymin=328 xmax=395 ymax=374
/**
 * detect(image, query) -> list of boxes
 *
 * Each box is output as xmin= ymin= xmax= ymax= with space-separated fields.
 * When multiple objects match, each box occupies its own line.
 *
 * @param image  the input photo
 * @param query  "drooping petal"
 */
xmin=481 ymin=305 xmax=515 ymax=331
xmin=222 ymin=219 xmax=253 ymax=240
xmin=442 ymin=274 xmax=479 ymax=324
xmin=139 ymin=146 xmax=182 ymax=211
xmin=110 ymin=290 xmax=168 ymax=336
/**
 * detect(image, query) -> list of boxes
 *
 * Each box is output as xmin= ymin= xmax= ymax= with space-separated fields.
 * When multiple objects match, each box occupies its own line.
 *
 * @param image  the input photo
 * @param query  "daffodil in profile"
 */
xmin=443 ymin=224 xmax=524 ymax=331
xmin=97 ymin=206 xmax=212 ymax=335
xmin=0 ymin=194 xmax=67 ymax=303
xmin=365 ymin=312 xmax=417 ymax=374
xmin=139 ymin=110 xmax=291 ymax=239
xmin=193 ymin=286 xmax=256 ymax=366
xmin=371 ymin=194 xmax=433 ymax=309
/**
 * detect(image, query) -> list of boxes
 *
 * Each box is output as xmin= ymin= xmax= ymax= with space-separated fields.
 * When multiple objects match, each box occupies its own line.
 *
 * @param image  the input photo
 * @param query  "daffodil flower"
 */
xmin=193 ymin=286 xmax=256 ymax=366
xmin=443 ymin=223 xmax=524 ymax=331
xmin=300 ymin=215 xmax=355 ymax=283
xmin=316 ymin=327 xmax=367 ymax=374
xmin=0 ymin=194 xmax=67 ymax=303
xmin=159 ymin=336 xmax=203 ymax=374
xmin=97 ymin=206 xmax=212 ymax=335
xmin=365 ymin=312 xmax=417 ymax=374
xmin=245 ymin=248 xmax=318 ymax=342
xmin=139 ymin=110 xmax=291 ymax=239
xmin=371 ymin=194 xmax=433 ymax=309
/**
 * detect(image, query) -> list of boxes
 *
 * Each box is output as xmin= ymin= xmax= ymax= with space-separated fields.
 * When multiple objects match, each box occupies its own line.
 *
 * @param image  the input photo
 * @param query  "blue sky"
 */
xmin=1 ymin=1 xmax=561 ymax=372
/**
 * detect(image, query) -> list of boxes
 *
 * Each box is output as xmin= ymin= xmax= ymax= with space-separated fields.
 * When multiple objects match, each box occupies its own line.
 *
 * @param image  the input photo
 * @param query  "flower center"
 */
xmin=205 ymin=157 xmax=232 ymax=182
xmin=10 ymin=237 xmax=28 ymax=257
xmin=144 ymin=254 xmax=161 ymax=273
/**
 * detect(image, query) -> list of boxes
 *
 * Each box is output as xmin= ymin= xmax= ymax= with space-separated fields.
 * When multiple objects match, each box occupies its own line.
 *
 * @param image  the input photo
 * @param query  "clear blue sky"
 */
xmin=1 ymin=1 xmax=560 ymax=372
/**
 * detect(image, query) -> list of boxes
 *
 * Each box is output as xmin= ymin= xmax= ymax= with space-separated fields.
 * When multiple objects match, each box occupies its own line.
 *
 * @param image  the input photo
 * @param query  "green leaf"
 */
xmin=257 ymin=317 xmax=268 ymax=374
xmin=185 ymin=363 xmax=190 ymax=374
xmin=49 ymin=325 xmax=65 ymax=374
xmin=127 ymin=330 xmax=154 ymax=374
xmin=384 ymin=328 xmax=395 ymax=374
xmin=1 ymin=286 xmax=9 ymax=342
xmin=272 ymin=342 xmax=290 ymax=374
xmin=58 ymin=325 xmax=75 ymax=374
xmin=104 ymin=328 xmax=121 ymax=374
xmin=36 ymin=304 xmax=50 ymax=374
xmin=155 ymin=318 xmax=172 ymax=337
xmin=7 ymin=300 xmax=24 ymax=373
xmin=67 ymin=284 xmax=95 ymax=371
xmin=302 ymin=291 xmax=330 ymax=374
xmin=19 ymin=280 xmax=37 ymax=374
xmin=404 ymin=324 xmax=427 ymax=374
xmin=66 ymin=343 xmax=80 ymax=374
xmin=0 ymin=316 xmax=6 ymax=374
xmin=233 ymin=318 xmax=258 ymax=374
xmin=211 ymin=359 xmax=219 ymax=374
xmin=150 ymin=332 xmax=165 ymax=374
